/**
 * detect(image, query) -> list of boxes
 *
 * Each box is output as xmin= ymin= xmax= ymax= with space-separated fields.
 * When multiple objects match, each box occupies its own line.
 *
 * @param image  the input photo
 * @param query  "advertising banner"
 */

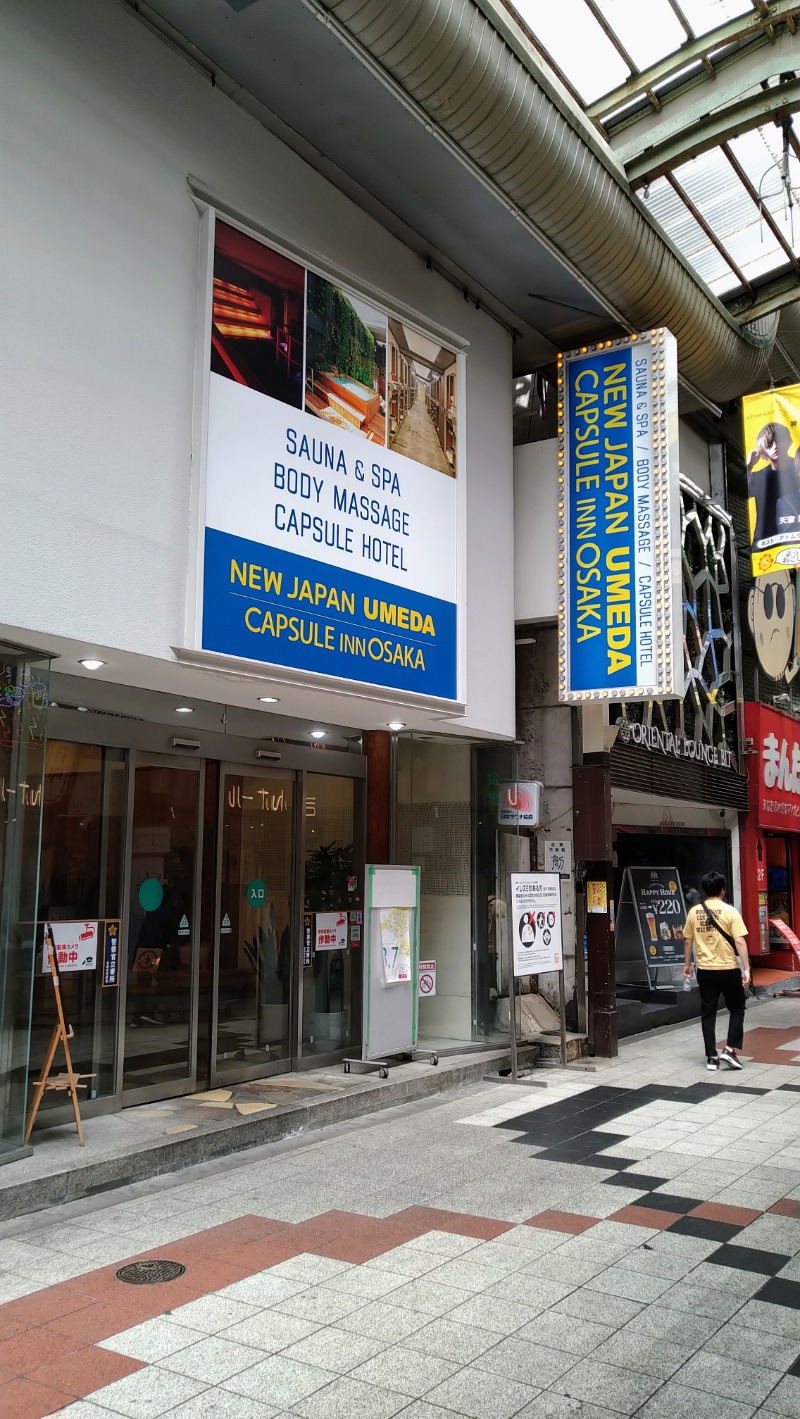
xmin=743 ymin=382 xmax=800 ymax=579
xmin=200 ymin=218 xmax=460 ymax=701
xmin=625 ymin=867 xmax=687 ymax=969
xmin=745 ymin=701 xmax=800 ymax=830
xmin=558 ymin=330 xmax=681 ymax=702
xmin=510 ymin=873 xmax=563 ymax=976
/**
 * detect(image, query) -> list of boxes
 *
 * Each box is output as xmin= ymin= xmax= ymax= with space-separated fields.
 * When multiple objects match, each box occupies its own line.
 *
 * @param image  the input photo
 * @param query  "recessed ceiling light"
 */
xmin=76 ymin=706 xmax=89 ymax=713
xmin=175 ymin=706 xmax=194 ymax=714
xmin=387 ymin=721 xmax=406 ymax=732
xmin=310 ymin=730 xmax=326 ymax=739
xmin=258 ymin=696 xmax=279 ymax=703
xmin=79 ymin=658 xmax=106 ymax=671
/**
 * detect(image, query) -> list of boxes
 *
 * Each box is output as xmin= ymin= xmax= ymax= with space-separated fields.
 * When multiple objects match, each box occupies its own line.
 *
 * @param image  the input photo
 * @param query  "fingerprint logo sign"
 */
xmin=498 ymin=781 xmax=540 ymax=826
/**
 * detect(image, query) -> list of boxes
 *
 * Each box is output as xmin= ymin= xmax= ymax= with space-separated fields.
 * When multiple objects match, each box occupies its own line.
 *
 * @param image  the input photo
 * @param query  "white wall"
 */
xmin=514 ymin=440 xmax=558 ymax=623
xmin=0 ymin=0 xmax=515 ymax=740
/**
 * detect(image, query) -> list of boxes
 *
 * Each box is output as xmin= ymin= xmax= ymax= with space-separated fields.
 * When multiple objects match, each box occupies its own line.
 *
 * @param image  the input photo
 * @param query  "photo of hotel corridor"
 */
xmin=388 ymin=319 xmax=457 ymax=477
xmin=304 ymin=274 xmax=387 ymax=444
xmin=210 ymin=221 xmax=305 ymax=408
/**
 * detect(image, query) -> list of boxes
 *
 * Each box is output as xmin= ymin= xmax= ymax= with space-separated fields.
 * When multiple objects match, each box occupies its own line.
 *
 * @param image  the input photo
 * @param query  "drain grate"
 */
xmin=116 ymin=1260 xmax=186 ymax=1285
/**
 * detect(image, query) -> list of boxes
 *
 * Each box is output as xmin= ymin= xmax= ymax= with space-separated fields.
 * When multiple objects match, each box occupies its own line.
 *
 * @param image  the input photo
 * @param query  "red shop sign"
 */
xmin=745 ymin=703 xmax=800 ymax=831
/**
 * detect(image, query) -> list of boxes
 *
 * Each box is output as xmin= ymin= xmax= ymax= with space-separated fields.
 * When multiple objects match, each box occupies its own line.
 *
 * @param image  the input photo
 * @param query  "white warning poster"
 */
xmin=510 ymin=874 xmax=563 ymax=977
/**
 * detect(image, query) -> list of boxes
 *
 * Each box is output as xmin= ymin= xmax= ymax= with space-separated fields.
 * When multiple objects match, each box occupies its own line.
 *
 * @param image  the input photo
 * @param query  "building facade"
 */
xmin=0 ymin=0 xmax=518 ymax=1156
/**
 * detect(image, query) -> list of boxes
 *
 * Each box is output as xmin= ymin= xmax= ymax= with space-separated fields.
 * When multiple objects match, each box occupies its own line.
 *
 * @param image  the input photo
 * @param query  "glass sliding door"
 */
xmin=0 ymin=649 xmax=49 ymax=1159
xmin=301 ymin=773 xmax=364 ymax=1058
xmin=123 ymin=760 xmax=201 ymax=1096
xmin=213 ymin=770 xmax=294 ymax=1081
xmin=33 ymin=742 xmax=126 ymax=1110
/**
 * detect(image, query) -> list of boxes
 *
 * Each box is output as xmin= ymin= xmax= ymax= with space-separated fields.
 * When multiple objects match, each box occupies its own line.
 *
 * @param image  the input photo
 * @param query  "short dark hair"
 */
xmin=701 ymin=870 xmax=726 ymax=898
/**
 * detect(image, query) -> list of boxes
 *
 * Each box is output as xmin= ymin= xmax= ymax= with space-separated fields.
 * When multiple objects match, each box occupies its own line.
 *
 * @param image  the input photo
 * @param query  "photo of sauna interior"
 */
xmin=211 ymin=221 xmax=305 ymax=409
xmin=305 ymin=275 xmax=387 ymax=444
xmin=388 ymin=320 xmax=457 ymax=477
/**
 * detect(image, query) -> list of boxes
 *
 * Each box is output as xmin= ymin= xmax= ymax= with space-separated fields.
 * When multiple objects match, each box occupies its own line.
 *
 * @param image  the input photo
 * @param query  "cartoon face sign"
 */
xmin=748 ymin=570 xmax=796 ymax=680
xmin=518 ymin=911 xmax=535 ymax=945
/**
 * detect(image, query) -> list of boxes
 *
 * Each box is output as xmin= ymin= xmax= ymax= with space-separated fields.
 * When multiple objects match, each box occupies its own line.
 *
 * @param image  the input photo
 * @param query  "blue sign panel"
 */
xmin=568 ymin=347 xmax=637 ymax=692
xmin=103 ymin=920 xmax=120 ymax=988
xmin=203 ymin=528 xmax=457 ymax=700
xmin=558 ymin=331 xmax=680 ymax=702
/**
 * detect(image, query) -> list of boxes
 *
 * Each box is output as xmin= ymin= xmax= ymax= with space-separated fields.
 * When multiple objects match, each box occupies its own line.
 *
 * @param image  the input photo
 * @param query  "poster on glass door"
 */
xmin=315 ymin=912 xmax=348 ymax=951
xmin=42 ymin=921 xmax=99 ymax=974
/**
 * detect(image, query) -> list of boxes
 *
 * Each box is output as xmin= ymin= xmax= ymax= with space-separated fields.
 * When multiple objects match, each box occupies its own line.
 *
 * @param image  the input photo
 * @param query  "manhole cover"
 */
xmin=116 ymin=1260 xmax=186 ymax=1285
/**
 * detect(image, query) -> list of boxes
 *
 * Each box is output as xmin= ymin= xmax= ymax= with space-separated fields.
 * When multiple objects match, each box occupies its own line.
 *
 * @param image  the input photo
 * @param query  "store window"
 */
xmin=31 ymin=741 xmax=126 ymax=1107
xmin=396 ymin=737 xmax=515 ymax=1047
xmin=766 ymin=834 xmax=792 ymax=946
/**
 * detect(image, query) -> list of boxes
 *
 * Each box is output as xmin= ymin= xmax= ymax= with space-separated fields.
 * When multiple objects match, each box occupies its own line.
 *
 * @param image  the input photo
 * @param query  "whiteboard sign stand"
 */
xmin=509 ymin=873 xmax=567 ymax=1080
xmin=343 ymin=864 xmax=438 ymax=1077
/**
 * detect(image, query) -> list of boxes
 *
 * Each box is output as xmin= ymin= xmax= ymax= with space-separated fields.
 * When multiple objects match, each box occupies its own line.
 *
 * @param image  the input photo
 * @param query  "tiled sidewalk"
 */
xmin=1 ymin=997 xmax=800 ymax=1417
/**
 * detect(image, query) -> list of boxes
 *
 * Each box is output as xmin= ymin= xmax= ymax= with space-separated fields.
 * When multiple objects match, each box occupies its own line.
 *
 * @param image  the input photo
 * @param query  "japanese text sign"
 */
xmin=746 ymin=702 xmax=800 ymax=828
xmin=558 ymin=330 xmax=681 ymax=702
xmin=510 ymin=874 xmax=563 ymax=976
xmin=43 ymin=921 xmax=99 ymax=974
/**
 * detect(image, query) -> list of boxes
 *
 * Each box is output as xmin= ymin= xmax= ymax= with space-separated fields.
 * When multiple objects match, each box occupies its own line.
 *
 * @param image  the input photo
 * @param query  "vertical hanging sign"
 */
xmin=557 ymin=330 xmax=681 ymax=703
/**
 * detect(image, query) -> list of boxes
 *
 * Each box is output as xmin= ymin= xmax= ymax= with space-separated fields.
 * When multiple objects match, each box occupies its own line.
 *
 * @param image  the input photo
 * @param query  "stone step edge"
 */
xmin=0 ymin=1045 xmax=539 ymax=1221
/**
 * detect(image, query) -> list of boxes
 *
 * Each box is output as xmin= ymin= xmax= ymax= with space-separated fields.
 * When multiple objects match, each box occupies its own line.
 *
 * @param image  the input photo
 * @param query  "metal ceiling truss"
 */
xmin=612 ymin=27 xmax=799 ymax=169
xmin=625 ymin=72 xmax=800 ymax=185
xmin=588 ymin=0 xmax=800 ymax=131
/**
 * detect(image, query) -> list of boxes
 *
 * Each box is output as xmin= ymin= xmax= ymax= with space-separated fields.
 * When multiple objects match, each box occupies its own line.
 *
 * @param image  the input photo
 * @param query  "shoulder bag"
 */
xmin=701 ymin=900 xmax=742 ymax=967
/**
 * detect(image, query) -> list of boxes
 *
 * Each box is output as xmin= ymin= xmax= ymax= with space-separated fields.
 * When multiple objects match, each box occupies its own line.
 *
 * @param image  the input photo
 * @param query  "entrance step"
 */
xmin=0 ymin=1045 xmax=531 ymax=1221
xmin=537 ymin=1032 xmax=587 ymax=1063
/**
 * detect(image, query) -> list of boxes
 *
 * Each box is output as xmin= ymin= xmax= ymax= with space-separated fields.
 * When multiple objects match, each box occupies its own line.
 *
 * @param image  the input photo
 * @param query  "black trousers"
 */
xmin=696 ymin=967 xmax=746 ymax=1055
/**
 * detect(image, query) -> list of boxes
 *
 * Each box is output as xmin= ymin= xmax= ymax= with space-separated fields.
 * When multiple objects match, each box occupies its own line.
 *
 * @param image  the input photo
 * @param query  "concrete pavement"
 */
xmin=1 ymin=997 xmax=800 ymax=1416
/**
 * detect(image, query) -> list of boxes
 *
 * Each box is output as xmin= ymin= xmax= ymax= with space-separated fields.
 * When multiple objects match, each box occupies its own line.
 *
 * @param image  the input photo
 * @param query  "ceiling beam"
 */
xmin=728 ymin=267 xmax=800 ymax=320
xmin=626 ymin=74 xmax=800 ymax=184
xmin=587 ymin=0 xmax=800 ymax=122
xmin=610 ymin=28 xmax=797 ymax=160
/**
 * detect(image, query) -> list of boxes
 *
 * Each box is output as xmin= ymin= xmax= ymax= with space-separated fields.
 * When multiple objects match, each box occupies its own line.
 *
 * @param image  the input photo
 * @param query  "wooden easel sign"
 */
xmin=25 ymin=924 xmax=94 ymax=1146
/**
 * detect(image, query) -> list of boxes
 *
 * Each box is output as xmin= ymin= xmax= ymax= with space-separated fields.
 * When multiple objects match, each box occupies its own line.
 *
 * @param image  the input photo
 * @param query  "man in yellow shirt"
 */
xmin=683 ymin=870 xmax=750 ymax=1072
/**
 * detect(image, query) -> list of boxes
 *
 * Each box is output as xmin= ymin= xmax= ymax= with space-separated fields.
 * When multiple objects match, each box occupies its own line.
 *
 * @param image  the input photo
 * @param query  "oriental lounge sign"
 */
xmin=616 ymin=719 xmax=736 ymax=773
xmin=557 ymin=330 xmax=682 ymax=703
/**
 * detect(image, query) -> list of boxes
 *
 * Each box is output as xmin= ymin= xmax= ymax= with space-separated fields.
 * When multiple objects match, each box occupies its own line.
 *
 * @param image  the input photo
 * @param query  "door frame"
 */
xmin=115 ymin=750 xmax=205 ymax=1108
xmin=207 ymin=760 xmax=299 ymax=1088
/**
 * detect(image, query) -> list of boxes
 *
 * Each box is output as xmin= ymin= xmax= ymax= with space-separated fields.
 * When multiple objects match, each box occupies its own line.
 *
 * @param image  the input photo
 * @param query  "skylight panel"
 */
xmin=679 ymin=0 xmax=754 ymax=34
xmin=595 ymin=0 xmax=686 ymax=70
xmin=512 ymin=0 xmax=629 ymax=102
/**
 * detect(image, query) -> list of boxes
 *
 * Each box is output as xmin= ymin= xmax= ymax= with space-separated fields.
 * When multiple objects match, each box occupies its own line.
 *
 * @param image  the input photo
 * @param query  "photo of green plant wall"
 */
xmin=307 ymin=275 xmax=376 ymax=387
